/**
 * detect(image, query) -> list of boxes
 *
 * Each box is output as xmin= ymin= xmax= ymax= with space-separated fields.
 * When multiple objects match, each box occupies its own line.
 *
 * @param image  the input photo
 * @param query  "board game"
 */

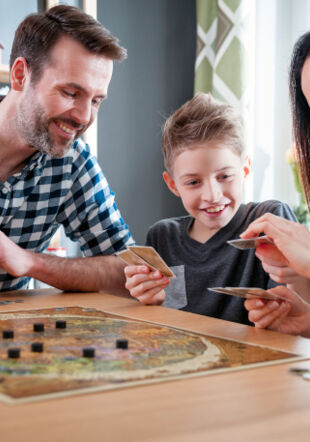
xmin=0 ymin=306 xmax=303 ymax=404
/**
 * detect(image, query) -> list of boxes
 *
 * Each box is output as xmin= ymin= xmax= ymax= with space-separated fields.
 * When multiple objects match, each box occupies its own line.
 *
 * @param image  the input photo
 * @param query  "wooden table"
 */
xmin=1 ymin=289 xmax=310 ymax=442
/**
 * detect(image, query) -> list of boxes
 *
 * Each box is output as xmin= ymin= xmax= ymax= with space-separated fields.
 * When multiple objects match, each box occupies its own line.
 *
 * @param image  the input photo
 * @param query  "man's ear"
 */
xmin=163 ymin=171 xmax=180 ymax=197
xmin=243 ymin=156 xmax=251 ymax=179
xmin=10 ymin=58 xmax=29 ymax=91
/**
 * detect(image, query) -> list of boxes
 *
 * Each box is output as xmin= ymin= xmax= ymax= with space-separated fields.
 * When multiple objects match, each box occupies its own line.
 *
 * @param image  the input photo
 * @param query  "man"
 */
xmin=0 ymin=5 xmax=134 ymax=292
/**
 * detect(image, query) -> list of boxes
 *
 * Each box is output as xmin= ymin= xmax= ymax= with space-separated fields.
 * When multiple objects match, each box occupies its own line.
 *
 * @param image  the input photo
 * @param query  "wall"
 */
xmin=96 ymin=0 xmax=196 ymax=244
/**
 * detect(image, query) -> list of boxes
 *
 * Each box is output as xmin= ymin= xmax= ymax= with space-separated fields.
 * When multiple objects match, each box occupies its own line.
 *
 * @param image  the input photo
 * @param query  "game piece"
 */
xmin=33 ymin=323 xmax=44 ymax=332
xmin=31 ymin=342 xmax=44 ymax=353
xmin=116 ymin=338 xmax=128 ymax=349
xmin=2 ymin=330 xmax=14 ymax=339
xmin=227 ymin=235 xmax=273 ymax=250
xmin=8 ymin=348 xmax=20 ymax=359
xmin=82 ymin=347 xmax=95 ymax=358
xmin=289 ymin=367 xmax=310 ymax=376
xmin=55 ymin=320 xmax=67 ymax=329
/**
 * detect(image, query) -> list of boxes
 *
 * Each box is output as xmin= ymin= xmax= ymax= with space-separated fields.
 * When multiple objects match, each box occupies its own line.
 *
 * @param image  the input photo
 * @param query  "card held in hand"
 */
xmin=209 ymin=287 xmax=289 ymax=302
xmin=117 ymin=246 xmax=175 ymax=278
xmin=227 ymin=235 xmax=273 ymax=250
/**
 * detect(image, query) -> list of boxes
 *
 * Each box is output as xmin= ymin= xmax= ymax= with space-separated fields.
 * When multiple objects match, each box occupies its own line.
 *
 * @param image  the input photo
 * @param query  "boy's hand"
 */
xmin=244 ymin=286 xmax=310 ymax=337
xmin=124 ymin=265 xmax=170 ymax=305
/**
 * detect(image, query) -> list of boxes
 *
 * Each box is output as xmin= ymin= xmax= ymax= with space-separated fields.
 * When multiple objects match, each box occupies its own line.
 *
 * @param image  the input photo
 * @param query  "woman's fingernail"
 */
xmin=256 ymin=300 xmax=265 ymax=307
xmin=270 ymin=301 xmax=280 ymax=309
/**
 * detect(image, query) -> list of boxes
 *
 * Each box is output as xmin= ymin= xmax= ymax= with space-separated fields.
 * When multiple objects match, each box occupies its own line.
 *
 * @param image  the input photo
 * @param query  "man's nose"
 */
xmin=70 ymin=100 xmax=94 ymax=126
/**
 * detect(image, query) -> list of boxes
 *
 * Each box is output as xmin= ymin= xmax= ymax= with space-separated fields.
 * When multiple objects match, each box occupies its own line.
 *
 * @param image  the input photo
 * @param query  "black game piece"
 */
xmin=2 ymin=330 xmax=14 ymax=339
xmin=82 ymin=347 xmax=95 ymax=358
xmin=8 ymin=348 xmax=20 ymax=359
xmin=31 ymin=342 xmax=44 ymax=353
xmin=116 ymin=339 xmax=128 ymax=349
xmin=55 ymin=320 xmax=67 ymax=329
xmin=33 ymin=323 xmax=44 ymax=332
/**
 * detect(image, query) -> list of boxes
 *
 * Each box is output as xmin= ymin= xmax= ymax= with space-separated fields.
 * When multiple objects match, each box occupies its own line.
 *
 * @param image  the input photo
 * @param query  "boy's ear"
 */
xmin=243 ymin=156 xmax=251 ymax=179
xmin=10 ymin=57 xmax=29 ymax=91
xmin=163 ymin=171 xmax=180 ymax=197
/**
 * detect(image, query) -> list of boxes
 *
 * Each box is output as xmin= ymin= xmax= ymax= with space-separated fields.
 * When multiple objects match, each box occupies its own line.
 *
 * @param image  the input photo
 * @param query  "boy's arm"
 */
xmin=124 ymin=265 xmax=169 ymax=305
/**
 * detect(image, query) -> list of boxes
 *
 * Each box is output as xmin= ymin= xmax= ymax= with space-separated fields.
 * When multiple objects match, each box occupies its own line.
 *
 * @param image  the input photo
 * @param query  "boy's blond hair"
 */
xmin=162 ymin=93 xmax=245 ymax=174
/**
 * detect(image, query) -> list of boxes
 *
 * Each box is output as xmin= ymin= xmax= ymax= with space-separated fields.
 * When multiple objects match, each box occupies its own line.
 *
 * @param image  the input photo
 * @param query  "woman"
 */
xmin=242 ymin=31 xmax=310 ymax=337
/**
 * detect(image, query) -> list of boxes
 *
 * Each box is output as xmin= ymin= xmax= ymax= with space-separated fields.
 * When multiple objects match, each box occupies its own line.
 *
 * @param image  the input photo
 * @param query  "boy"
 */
xmin=125 ymin=94 xmax=298 ymax=325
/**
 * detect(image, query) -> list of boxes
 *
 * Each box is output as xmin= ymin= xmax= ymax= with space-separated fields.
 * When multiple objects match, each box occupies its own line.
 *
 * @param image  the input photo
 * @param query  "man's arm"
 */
xmin=0 ymin=231 xmax=127 ymax=291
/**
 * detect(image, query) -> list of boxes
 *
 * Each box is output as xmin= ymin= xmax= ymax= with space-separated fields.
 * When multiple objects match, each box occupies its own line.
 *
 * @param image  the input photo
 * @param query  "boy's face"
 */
xmin=163 ymin=141 xmax=250 ymax=242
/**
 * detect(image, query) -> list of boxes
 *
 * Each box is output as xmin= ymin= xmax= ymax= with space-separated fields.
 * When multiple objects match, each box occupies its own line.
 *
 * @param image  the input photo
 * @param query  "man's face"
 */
xmin=164 ymin=141 xmax=249 ymax=242
xmin=16 ymin=36 xmax=113 ymax=157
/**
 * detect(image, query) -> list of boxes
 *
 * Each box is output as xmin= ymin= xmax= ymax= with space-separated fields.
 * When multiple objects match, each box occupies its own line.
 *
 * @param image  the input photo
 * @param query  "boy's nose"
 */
xmin=202 ymin=181 xmax=222 ymax=202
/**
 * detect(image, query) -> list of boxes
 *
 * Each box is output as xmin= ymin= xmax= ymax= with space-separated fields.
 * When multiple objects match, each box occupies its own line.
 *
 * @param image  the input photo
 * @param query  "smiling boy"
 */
xmin=125 ymin=94 xmax=298 ymax=325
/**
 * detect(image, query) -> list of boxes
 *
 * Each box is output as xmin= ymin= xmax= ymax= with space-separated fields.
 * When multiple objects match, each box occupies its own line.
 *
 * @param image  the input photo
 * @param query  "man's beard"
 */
xmin=16 ymin=92 xmax=81 ymax=158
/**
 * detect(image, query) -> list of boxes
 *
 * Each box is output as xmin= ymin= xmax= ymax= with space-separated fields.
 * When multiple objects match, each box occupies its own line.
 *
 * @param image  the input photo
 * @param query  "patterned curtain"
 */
xmin=195 ymin=0 xmax=254 ymax=111
xmin=195 ymin=0 xmax=255 ymax=199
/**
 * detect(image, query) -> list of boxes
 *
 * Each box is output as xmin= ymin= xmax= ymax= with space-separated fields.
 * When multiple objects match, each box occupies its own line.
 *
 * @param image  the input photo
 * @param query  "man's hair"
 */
xmin=289 ymin=31 xmax=310 ymax=207
xmin=10 ymin=4 xmax=127 ymax=83
xmin=162 ymin=93 xmax=245 ymax=174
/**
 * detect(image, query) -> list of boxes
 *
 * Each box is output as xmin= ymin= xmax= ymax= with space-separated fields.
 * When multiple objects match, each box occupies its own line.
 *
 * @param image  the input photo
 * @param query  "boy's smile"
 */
xmin=163 ymin=141 xmax=250 ymax=243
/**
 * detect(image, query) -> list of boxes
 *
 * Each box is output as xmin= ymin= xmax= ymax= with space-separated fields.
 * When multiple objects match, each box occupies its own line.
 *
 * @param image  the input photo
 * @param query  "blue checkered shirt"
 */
xmin=0 ymin=138 xmax=134 ymax=291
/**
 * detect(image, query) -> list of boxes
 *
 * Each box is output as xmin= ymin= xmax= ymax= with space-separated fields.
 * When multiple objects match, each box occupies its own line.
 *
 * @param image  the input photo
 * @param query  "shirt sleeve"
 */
xmin=56 ymin=147 xmax=134 ymax=256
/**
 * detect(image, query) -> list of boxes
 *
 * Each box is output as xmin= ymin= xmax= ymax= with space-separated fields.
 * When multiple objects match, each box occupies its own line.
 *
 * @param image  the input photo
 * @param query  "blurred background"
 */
xmin=1 ymin=0 xmax=309 ymax=255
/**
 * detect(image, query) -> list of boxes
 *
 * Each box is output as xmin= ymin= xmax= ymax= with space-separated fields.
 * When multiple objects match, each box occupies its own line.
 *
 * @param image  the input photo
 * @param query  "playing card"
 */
xmin=227 ymin=235 xmax=273 ymax=250
xmin=116 ymin=249 xmax=155 ymax=269
xmin=209 ymin=286 xmax=289 ymax=302
xmin=117 ymin=246 xmax=175 ymax=278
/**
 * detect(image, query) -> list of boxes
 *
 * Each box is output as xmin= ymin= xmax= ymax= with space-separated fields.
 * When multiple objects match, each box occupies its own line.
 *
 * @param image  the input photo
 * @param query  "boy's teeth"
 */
xmin=206 ymin=205 xmax=225 ymax=213
xmin=58 ymin=122 xmax=74 ymax=134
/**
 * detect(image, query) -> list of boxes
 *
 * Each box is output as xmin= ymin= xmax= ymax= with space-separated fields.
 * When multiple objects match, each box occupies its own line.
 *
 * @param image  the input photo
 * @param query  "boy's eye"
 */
xmin=185 ymin=179 xmax=200 ymax=186
xmin=218 ymin=174 xmax=232 ymax=181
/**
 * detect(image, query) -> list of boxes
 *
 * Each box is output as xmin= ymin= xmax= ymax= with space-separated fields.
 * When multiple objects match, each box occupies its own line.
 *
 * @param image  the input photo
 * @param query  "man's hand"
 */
xmin=0 ymin=231 xmax=33 ymax=276
xmin=124 ymin=265 xmax=170 ymax=305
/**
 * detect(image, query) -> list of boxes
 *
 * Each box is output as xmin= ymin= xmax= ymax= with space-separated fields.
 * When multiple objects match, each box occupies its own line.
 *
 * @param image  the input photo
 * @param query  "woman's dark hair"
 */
xmin=9 ymin=4 xmax=127 ymax=83
xmin=289 ymin=31 xmax=310 ymax=207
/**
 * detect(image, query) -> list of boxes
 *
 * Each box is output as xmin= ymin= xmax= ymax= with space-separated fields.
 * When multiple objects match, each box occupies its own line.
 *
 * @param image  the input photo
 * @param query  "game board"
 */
xmin=0 ymin=306 xmax=304 ymax=404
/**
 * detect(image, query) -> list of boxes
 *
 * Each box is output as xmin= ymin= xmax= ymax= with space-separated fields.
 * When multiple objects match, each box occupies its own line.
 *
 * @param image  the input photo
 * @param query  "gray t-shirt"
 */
xmin=146 ymin=200 xmax=297 ymax=325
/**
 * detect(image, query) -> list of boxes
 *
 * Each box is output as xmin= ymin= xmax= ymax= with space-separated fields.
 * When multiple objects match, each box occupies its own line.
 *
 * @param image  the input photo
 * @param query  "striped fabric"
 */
xmin=0 ymin=138 xmax=134 ymax=291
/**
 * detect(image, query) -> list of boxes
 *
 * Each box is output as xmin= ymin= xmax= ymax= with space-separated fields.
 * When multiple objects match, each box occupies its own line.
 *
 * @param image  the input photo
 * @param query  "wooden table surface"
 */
xmin=1 ymin=289 xmax=310 ymax=442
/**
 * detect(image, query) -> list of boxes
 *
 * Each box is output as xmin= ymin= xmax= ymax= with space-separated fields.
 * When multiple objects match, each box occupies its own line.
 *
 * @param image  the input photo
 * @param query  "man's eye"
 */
xmin=63 ymin=91 xmax=76 ymax=98
xmin=92 ymin=98 xmax=103 ymax=106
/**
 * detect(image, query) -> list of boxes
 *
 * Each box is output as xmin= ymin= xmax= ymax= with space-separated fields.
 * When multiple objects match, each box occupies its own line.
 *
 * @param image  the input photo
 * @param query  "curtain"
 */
xmin=195 ymin=0 xmax=255 ymax=199
xmin=195 ymin=0 xmax=254 ymax=105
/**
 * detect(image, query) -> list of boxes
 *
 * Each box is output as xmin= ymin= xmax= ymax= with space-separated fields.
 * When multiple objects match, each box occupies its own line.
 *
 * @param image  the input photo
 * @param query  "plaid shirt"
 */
xmin=0 ymin=138 xmax=134 ymax=291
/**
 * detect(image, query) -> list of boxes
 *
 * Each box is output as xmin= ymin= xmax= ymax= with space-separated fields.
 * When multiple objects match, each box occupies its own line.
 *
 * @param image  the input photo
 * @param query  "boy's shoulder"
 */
xmin=148 ymin=215 xmax=191 ymax=235
xmin=243 ymin=200 xmax=296 ymax=223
